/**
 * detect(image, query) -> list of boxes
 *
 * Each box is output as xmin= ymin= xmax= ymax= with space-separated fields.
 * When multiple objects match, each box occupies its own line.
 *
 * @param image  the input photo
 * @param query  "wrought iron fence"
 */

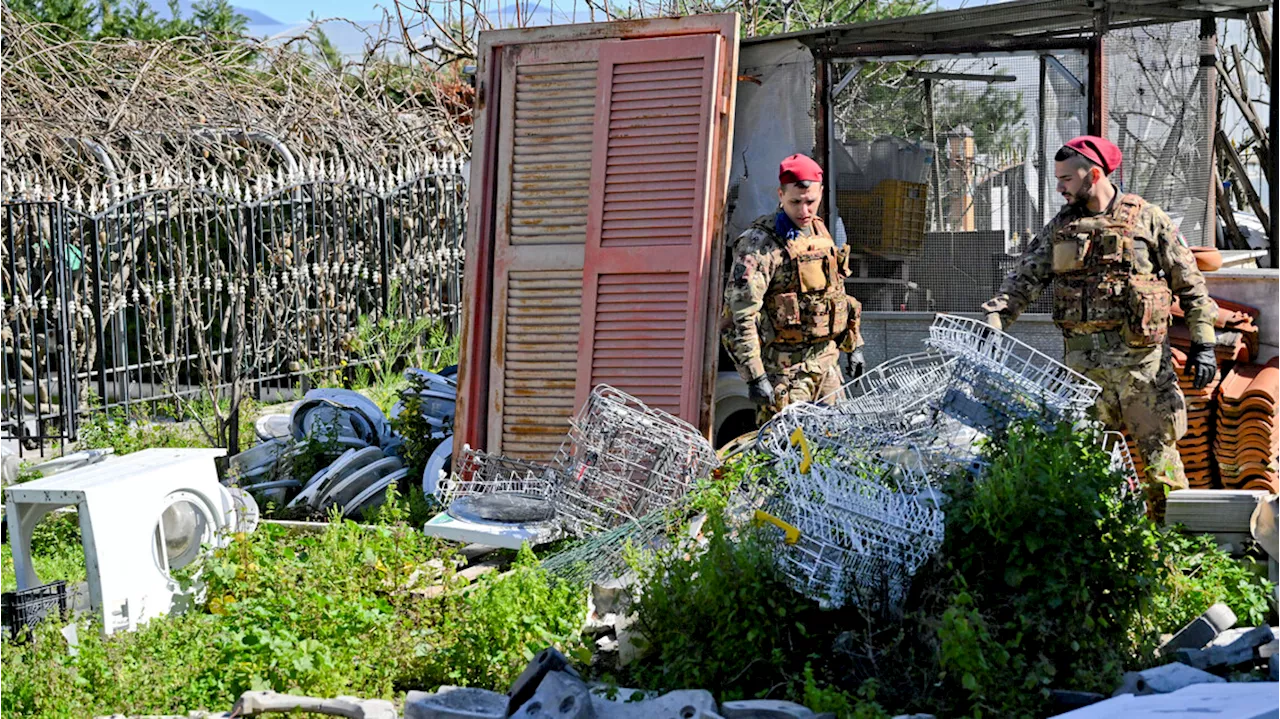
xmin=2 ymin=158 xmax=467 ymax=456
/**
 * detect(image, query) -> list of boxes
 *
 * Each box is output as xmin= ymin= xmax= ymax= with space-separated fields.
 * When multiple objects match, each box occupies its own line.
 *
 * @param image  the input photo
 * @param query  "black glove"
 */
xmin=747 ymin=375 xmax=775 ymax=407
xmin=842 ymin=348 xmax=865 ymax=381
xmin=1186 ymin=342 xmax=1218 ymax=390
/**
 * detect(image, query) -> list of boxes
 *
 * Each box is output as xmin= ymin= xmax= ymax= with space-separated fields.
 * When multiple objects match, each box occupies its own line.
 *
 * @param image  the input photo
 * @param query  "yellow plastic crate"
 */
xmin=836 ymin=180 xmax=928 ymax=257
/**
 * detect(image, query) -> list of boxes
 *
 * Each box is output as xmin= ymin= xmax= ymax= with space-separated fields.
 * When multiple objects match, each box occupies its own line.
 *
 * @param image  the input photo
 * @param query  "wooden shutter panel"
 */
xmin=576 ymin=34 xmax=725 ymax=421
xmin=488 ymin=42 xmax=600 ymax=460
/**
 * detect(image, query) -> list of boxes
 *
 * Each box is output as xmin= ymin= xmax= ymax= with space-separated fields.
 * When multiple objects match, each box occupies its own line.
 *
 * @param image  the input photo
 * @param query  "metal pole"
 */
xmin=1038 ymin=54 xmax=1048 ymax=230
xmin=1271 ymin=9 xmax=1278 ymax=267
xmin=1201 ymin=19 xmax=1218 ymax=248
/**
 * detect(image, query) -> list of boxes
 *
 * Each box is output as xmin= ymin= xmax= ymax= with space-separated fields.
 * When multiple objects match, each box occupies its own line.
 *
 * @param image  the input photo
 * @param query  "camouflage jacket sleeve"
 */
xmin=1147 ymin=205 xmax=1217 ymax=345
xmin=980 ymin=218 xmax=1058 ymax=326
xmin=721 ymin=226 xmax=783 ymax=381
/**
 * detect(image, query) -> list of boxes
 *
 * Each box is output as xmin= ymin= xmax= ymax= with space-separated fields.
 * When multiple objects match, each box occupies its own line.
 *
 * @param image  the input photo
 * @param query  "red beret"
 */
xmin=1063 ymin=135 xmax=1122 ymax=175
xmin=779 ymin=153 xmax=823 ymax=185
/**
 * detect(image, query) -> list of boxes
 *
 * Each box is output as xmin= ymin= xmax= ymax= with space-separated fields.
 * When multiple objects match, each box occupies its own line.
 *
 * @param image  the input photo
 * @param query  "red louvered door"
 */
xmin=457 ymin=15 xmax=738 ymax=461
xmin=576 ymin=35 xmax=724 ymax=420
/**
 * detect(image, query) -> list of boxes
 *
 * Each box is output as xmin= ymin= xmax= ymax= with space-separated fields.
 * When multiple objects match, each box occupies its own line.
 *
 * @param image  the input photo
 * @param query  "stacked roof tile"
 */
xmin=1215 ymin=358 xmax=1279 ymax=492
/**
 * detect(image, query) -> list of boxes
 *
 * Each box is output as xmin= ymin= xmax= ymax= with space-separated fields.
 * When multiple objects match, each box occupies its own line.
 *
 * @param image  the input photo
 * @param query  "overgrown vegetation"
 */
xmin=1 ymin=490 xmax=587 ymax=717
xmin=622 ymin=421 xmax=1276 ymax=718
xmin=74 ymin=394 xmax=259 ymax=456
xmin=1 ymin=511 xmax=86 ymax=593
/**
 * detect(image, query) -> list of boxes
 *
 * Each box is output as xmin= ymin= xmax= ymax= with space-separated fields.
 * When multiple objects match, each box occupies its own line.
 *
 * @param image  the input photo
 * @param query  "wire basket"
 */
xmin=926 ymin=314 xmax=1100 ymax=425
xmin=2 ymin=580 xmax=68 ymax=640
xmin=551 ymin=386 xmax=719 ymax=535
xmin=436 ymin=446 xmax=558 ymax=507
xmin=1101 ymin=430 xmax=1141 ymax=494
xmin=759 ymin=420 xmax=945 ymax=612
xmin=541 ymin=509 xmax=675 ymax=585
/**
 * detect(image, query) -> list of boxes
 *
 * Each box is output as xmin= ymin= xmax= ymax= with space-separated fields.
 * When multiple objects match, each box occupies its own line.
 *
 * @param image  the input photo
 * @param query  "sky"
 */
xmin=236 ymin=0 xmax=990 ymax=28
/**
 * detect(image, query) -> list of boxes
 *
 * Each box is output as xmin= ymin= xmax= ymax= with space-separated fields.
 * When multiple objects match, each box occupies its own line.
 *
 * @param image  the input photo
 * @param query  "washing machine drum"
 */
xmin=152 ymin=490 xmax=229 ymax=575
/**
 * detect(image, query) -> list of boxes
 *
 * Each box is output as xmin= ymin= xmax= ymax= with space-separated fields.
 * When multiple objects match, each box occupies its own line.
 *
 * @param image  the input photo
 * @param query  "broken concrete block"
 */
xmin=1112 ymin=662 xmax=1226 ymax=697
xmin=591 ymin=577 xmax=636 ymax=617
xmin=721 ymin=700 xmax=817 ymax=718
xmin=596 ymin=635 xmax=619 ymax=652
xmin=404 ymin=686 xmax=506 ymax=719
xmin=1170 ymin=647 xmax=1210 ymax=670
xmin=233 ymin=691 xmax=396 ymax=719
xmin=1202 ymin=625 xmax=1276 ymax=668
xmin=1157 ymin=602 xmax=1237 ymax=656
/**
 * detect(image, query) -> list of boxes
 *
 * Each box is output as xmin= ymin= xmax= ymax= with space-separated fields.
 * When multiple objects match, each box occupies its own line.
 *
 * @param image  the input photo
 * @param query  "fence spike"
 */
xmin=74 ymin=186 xmax=85 ymax=211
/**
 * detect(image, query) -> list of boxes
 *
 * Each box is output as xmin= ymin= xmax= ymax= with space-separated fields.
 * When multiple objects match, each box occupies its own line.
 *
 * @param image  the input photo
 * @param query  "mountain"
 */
xmin=150 ymin=0 xmax=282 ymax=25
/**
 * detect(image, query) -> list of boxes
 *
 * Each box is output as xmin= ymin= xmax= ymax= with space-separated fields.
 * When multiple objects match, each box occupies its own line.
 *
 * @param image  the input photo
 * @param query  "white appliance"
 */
xmin=4 ymin=448 xmax=253 ymax=634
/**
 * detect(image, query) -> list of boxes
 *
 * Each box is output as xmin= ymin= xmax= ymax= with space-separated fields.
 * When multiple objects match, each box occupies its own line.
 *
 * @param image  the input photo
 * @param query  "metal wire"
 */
xmin=436 ymin=446 xmax=558 ymax=506
xmin=550 ymin=385 xmax=720 ymax=535
xmin=926 ymin=313 xmax=1100 ymax=427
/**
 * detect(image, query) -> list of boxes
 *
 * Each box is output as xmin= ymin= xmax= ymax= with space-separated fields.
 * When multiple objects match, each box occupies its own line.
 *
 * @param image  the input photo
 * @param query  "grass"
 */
xmin=1 ymin=511 xmax=87 ymax=593
xmin=1 ymin=490 xmax=587 ymax=718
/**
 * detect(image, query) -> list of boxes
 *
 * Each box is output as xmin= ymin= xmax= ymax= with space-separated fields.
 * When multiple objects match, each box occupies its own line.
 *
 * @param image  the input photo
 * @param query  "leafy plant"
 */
xmin=932 ymin=420 xmax=1164 ymax=717
xmin=626 ymin=509 xmax=839 ymax=702
xmin=417 ymin=546 xmax=589 ymax=690
xmin=0 ymin=511 xmax=86 ymax=592
xmin=1149 ymin=531 xmax=1275 ymax=633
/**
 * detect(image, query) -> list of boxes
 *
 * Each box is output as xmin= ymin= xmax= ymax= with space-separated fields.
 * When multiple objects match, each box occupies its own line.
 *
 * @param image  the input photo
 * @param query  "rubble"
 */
xmin=1056 ymin=680 xmax=1278 ymax=718
xmin=1157 ymin=602 xmax=1238 ymax=656
xmin=1112 ymin=662 xmax=1226 ymax=696
xmin=1173 ymin=626 xmax=1279 ymax=670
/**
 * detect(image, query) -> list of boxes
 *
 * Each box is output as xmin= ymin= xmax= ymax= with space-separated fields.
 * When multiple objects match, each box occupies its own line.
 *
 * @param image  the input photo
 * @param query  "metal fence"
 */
xmin=2 ymin=160 xmax=467 ymax=455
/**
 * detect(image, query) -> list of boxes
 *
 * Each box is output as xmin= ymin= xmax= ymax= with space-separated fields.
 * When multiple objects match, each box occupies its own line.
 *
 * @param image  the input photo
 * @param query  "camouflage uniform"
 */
xmin=722 ymin=213 xmax=863 ymax=423
xmin=982 ymin=193 xmax=1216 ymax=518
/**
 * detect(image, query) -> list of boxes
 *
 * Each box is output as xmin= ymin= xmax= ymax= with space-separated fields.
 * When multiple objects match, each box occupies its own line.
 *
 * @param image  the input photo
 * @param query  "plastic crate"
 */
xmin=836 ymin=180 xmax=928 ymax=257
xmin=2 ymin=580 xmax=68 ymax=640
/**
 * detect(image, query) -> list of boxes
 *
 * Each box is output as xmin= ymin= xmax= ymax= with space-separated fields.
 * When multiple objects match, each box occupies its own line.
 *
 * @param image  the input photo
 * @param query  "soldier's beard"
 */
xmin=1066 ymin=174 xmax=1095 ymax=208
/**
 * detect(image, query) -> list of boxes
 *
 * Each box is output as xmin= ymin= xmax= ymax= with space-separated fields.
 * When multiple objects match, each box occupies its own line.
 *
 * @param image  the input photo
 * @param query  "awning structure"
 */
xmin=746 ymin=0 xmax=1270 ymax=52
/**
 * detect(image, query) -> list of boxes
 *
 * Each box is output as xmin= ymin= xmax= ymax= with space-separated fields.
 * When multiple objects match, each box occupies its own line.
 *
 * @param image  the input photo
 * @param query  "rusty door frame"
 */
xmin=457 ymin=13 xmax=741 ymax=455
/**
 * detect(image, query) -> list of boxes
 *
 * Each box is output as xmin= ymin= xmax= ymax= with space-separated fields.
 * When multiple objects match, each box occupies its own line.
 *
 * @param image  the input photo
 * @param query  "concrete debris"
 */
xmin=1112 ymin=662 xmax=1226 ymax=697
xmin=1055 ymin=680 xmax=1279 ymax=718
xmin=720 ymin=699 xmax=819 ymax=718
xmin=405 ymin=686 xmax=506 ymax=719
xmin=234 ymin=691 xmax=396 ymax=719
xmin=1174 ymin=626 xmax=1279 ymax=670
xmin=1157 ymin=602 xmax=1237 ymax=656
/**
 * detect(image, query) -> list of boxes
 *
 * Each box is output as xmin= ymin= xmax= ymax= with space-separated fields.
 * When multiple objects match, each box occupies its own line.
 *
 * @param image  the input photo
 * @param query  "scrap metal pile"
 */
xmin=432 ymin=386 xmax=719 ymax=575
xmin=229 ymin=369 xmax=458 ymax=519
xmin=746 ymin=313 xmax=1133 ymax=611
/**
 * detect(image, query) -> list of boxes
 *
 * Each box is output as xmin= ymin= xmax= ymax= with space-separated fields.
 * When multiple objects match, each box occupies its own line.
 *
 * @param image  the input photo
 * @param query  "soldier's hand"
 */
xmin=747 ymin=375 xmax=776 ymax=407
xmin=1187 ymin=342 xmax=1218 ymax=390
xmin=842 ymin=348 xmax=865 ymax=381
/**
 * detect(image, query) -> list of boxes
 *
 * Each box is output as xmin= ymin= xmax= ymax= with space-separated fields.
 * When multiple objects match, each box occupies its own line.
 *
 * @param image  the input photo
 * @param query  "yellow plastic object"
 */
xmin=835 ymin=180 xmax=928 ymax=257
xmin=789 ymin=426 xmax=813 ymax=474
xmin=753 ymin=510 xmax=801 ymax=545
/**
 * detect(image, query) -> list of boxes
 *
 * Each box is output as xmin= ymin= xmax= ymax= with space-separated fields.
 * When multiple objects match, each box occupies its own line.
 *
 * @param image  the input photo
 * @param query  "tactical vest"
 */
xmin=1050 ymin=194 xmax=1173 ymax=348
xmin=755 ymin=216 xmax=853 ymax=346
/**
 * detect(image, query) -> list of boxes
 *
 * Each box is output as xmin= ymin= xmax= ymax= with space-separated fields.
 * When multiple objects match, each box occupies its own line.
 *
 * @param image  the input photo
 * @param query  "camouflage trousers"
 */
xmin=757 ymin=340 xmax=844 ymax=424
xmin=1065 ymin=342 xmax=1188 ymax=521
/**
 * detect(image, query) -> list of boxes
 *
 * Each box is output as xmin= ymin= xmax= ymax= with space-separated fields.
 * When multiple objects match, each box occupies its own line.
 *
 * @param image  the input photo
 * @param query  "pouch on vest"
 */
xmin=1052 ymin=236 xmax=1090 ymax=272
xmin=1124 ymin=276 xmax=1173 ymax=347
xmin=799 ymin=297 xmax=832 ymax=338
xmin=1053 ymin=283 xmax=1085 ymax=325
xmin=769 ymin=292 xmax=804 ymax=342
xmin=1085 ymin=277 xmax=1129 ymax=326
xmin=1097 ymin=231 xmax=1126 ymax=263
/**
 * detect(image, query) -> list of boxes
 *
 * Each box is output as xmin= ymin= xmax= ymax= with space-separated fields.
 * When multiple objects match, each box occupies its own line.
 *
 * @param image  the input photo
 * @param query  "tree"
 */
xmin=7 ymin=0 xmax=246 ymax=40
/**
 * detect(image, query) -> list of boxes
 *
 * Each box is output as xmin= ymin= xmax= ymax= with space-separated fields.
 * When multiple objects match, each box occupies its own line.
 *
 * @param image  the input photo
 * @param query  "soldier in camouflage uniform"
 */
xmin=721 ymin=154 xmax=864 ymax=424
xmin=982 ymin=136 xmax=1218 ymax=521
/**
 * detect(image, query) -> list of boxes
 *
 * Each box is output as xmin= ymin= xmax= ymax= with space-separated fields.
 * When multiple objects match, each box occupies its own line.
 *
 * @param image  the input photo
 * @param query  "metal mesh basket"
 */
xmin=758 ymin=413 xmax=945 ymax=611
xmin=1102 ymin=430 xmax=1141 ymax=494
xmin=926 ymin=313 xmax=1099 ymax=425
xmin=436 ymin=446 xmax=558 ymax=507
xmin=551 ymin=386 xmax=719 ymax=535
xmin=541 ymin=510 xmax=674 ymax=585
